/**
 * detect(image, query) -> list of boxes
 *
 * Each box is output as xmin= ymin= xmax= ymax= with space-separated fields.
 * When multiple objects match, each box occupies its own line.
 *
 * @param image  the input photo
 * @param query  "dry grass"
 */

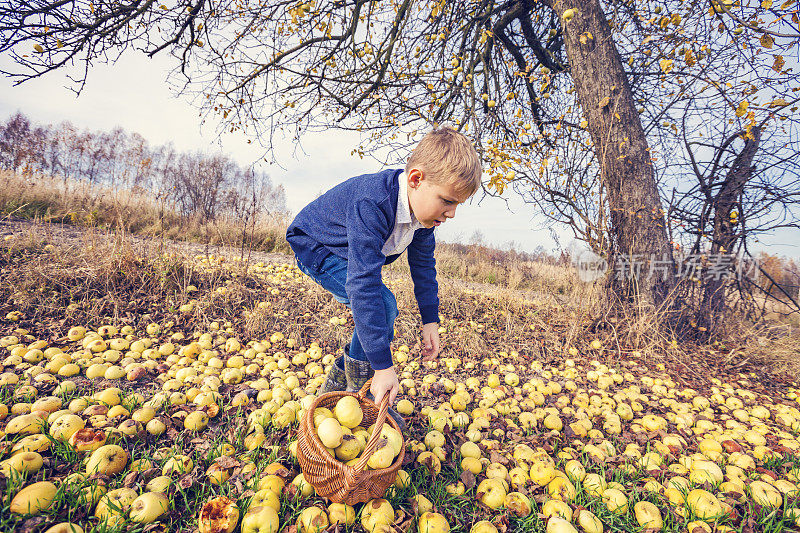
xmin=388 ymin=247 xmax=587 ymax=298
xmin=0 ymin=171 xmax=292 ymax=254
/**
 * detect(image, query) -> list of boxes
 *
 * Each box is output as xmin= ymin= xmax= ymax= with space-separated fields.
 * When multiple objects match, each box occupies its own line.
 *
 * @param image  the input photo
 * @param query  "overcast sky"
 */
xmin=1 ymin=51 xmax=797 ymax=260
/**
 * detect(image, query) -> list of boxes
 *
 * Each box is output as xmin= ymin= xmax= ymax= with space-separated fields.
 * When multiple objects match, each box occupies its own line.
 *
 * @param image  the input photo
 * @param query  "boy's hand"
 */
xmin=371 ymin=367 xmax=399 ymax=406
xmin=422 ymin=322 xmax=440 ymax=358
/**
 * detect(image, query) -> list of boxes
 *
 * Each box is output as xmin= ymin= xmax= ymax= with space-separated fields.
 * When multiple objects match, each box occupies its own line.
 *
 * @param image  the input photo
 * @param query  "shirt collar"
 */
xmin=397 ymin=171 xmax=413 ymax=224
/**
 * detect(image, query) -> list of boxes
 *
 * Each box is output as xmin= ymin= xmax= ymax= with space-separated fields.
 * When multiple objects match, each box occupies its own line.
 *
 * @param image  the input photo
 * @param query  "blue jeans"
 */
xmin=296 ymin=254 xmax=398 ymax=368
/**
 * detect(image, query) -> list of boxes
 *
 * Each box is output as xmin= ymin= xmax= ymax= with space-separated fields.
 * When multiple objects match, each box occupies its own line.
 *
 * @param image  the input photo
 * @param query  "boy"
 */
xmin=286 ymin=126 xmax=481 ymax=429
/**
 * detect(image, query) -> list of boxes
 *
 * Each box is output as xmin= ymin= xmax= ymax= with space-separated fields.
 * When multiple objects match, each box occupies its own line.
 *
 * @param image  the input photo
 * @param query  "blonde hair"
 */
xmin=405 ymin=126 xmax=482 ymax=198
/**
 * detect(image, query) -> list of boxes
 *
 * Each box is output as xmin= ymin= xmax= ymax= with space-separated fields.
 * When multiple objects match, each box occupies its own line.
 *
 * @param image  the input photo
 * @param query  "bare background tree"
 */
xmin=0 ymin=111 xmax=288 ymax=232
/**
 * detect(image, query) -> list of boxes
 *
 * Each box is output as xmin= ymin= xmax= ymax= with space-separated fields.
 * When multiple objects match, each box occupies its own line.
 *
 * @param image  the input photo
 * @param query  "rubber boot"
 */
xmin=344 ymin=354 xmax=407 ymax=432
xmin=317 ymin=355 xmax=347 ymax=396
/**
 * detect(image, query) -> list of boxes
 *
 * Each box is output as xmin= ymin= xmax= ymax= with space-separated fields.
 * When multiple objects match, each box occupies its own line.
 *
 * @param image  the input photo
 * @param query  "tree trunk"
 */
xmin=700 ymin=126 xmax=761 ymax=327
xmin=544 ymin=0 xmax=673 ymax=308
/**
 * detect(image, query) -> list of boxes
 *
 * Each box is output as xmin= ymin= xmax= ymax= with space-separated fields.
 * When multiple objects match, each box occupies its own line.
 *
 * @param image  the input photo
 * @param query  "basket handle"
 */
xmin=349 ymin=378 xmax=391 ymax=476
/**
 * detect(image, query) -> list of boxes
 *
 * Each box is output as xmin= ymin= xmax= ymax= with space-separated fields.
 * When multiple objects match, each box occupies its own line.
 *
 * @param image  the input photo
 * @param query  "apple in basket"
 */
xmin=313 ymin=396 xmax=402 ymax=469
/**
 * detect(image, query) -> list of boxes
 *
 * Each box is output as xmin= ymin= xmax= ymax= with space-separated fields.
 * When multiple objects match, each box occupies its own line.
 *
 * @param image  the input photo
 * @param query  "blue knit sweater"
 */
xmin=286 ymin=169 xmax=439 ymax=370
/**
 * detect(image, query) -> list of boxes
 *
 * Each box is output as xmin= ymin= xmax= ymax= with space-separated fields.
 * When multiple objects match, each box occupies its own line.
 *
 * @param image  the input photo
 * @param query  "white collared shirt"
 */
xmin=382 ymin=172 xmax=426 ymax=256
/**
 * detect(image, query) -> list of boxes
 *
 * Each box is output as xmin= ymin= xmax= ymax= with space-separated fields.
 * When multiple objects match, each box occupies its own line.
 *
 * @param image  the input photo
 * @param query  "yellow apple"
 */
xmin=470 ymin=521 xmax=498 ymax=533
xmin=602 ymin=488 xmax=628 ymax=514
xmin=529 ymin=461 xmax=556 ymax=486
xmin=147 ymin=418 xmax=167 ymax=435
xmin=185 ymin=410 xmax=209 ymax=431
xmin=689 ymin=460 xmax=724 ymax=485
xmin=206 ymin=463 xmax=231 ymax=485
xmin=129 ymin=491 xmax=170 ymax=523
xmin=327 ymin=503 xmax=356 ymax=526
xmin=317 ymin=417 xmax=344 ymax=448
xmin=397 ymin=399 xmax=414 ymax=415
xmin=0 ymin=451 xmax=43 ymax=476
xmin=333 ymin=396 xmax=363 ymax=428
xmin=461 ymin=456 xmax=482 ymax=474
xmin=477 ymin=478 xmax=507 ymax=509
xmin=242 ymin=505 xmax=281 ymax=533
xmin=749 ymin=480 xmax=783 ymax=509
xmin=198 ymin=496 xmax=239 ymax=533
xmin=575 ymin=509 xmax=602 ymax=533
xmin=250 ymin=489 xmax=280 ymax=512
xmin=298 ymin=506 xmax=329 ymax=533
xmin=361 ymin=499 xmax=394 ymax=532
xmin=77 ymin=484 xmax=107 ymax=507
xmin=503 ymin=492 xmax=532 ymax=517
xmin=85 ymin=444 xmax=128 ymax=475
xmin=43 ymin=524 xmax=84 ymax=533
xmin=69 ymin=428 xmax=107 ymax=452
xmin=394 ymin=469 xmax=411 ymax=489
xmin=548 ymin=476 xmax=577 ymax=502
xmin=633 ymin=501 xmax=662 ymax=530
xmin=162 ymin=454 xmax=193 ymax=475
xmin=335 ymin=434 xmax=362 ymax=462
xmin=5 ymin=413 xmax=45 ymax=435
xmin=49 ymin=414 xmax=85 ymax=441
xmin=445 ymin=481 xmax=466 ymax=495
xmin=564 ymin=460 xmax=586 ymax=482
xmin=367 ymin=438 xmax=396 ymax=469
xmin=10 ymin=434 xmax=50 ymax=454
xmin=546 ymin=517 xmax=577 ymax=533
xmin=582 ymin=473 xmax=607 ymax=497
xmin=686 ymin=489 xmax=723 ymax=520
xmin=10 ymin=481 xmax=57 ymax=514
xmin=258 ymin=474 xmax=286 ymax=494
xmin=417 ymin=451 xmax=442 ymax=475
xmin=412 ymin=494 xmax=434 ymax=515
xmin=95 ymin=487 xmax=137 ymax=526
xmin=146 ymin=475 xmax=172 ymax=493
xmin=292 ymin=473 xmax=315 ymax=497
xmin=686 ymin=521 xmax=711 ymax=533
xmin=418 ymin=512 xmax=450 ymax=533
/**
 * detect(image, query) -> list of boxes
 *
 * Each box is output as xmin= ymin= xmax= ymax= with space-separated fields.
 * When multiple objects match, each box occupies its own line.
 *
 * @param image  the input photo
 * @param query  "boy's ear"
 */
xmin=407 ymin=167 xmax=423 ymax=188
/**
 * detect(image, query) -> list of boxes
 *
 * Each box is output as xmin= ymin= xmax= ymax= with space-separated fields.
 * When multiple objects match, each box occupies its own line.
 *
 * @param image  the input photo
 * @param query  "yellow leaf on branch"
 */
xmin=735 ymin=101 xmax=749 ymax=117
xmin=659 ymin=58 xmax=674 ymax=74
xmin=766 ymin=98 xmax=789 ymax=108
xmin=760 ymin=33 xmax=774 ymax=48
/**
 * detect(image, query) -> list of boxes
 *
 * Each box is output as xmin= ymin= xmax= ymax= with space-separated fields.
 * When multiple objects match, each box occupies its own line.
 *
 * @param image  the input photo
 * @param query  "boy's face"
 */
xmin=407 ymin=168 xmax=470 ymax=229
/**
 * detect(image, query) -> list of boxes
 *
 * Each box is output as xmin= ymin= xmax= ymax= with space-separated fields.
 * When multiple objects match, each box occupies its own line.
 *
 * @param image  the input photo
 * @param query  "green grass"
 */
xmin=1 ymin=198 xmax=57 ymax=220
xmin=45 ymin=433 xmax=83 ymax=464
xmin=761 ymin=454 xmax=792 ymax=472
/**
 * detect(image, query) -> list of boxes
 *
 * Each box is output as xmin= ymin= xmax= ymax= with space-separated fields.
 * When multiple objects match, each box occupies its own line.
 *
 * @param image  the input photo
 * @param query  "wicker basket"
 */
xmin=297 ymin=379 xmax=405 ymax=505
